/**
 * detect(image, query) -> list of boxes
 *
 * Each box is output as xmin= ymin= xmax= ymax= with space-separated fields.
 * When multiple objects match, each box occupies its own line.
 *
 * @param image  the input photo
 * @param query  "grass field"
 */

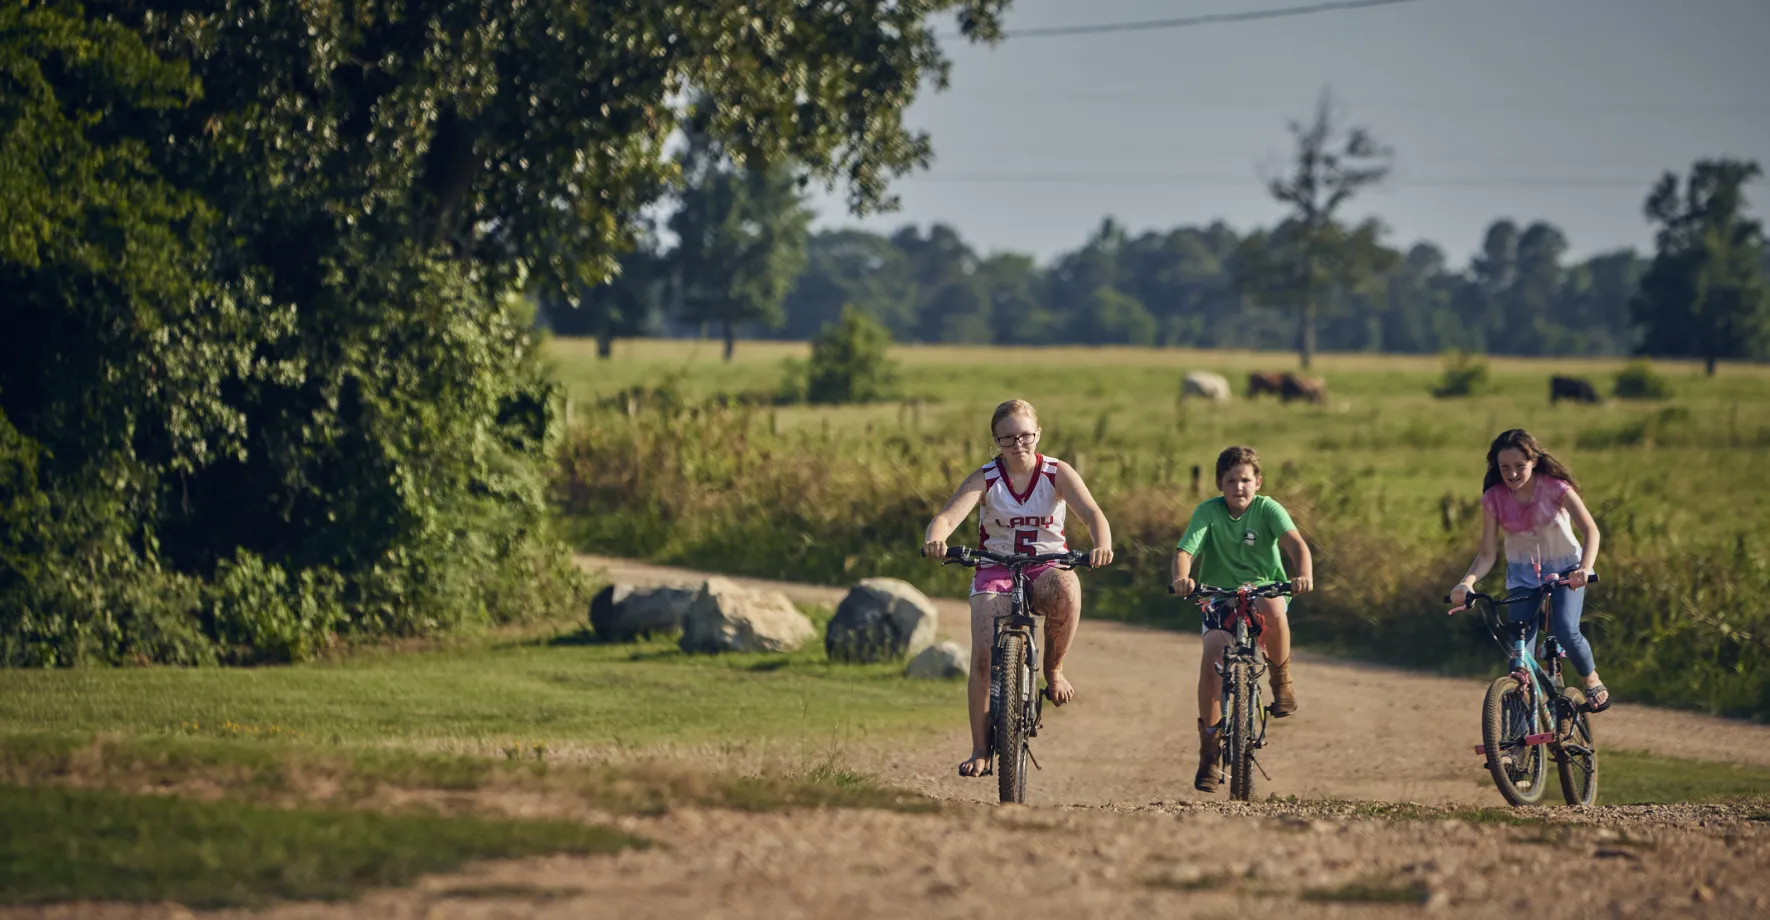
xmin=547 ymin=338 xmax=1770 ymax=547
xmin=547 ymin=337 xmax=1770 ymax=718
xmin=0 ymin=608 xmax=958 ymax=907
xmin=0 ymin=606 xmax=959 ymax=759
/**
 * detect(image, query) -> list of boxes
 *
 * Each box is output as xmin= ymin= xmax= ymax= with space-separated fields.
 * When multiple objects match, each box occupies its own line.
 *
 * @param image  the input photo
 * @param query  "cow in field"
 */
xmin=1182 ymin=371 xmax=1232 ymax=402
xmin=1550 ymin=375 xmax=1600 ymax=405
xmin=1248 ymin=372 xmax=1287 ymax=399
xmin=1281 ymin=374 xmax=1327 ymax=405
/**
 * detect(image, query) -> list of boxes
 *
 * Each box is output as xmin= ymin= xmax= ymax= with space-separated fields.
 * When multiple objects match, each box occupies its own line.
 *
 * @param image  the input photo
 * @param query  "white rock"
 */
xmin=904 ymin=641 xmax=969 ymax=679
xmin=678 ymin=578 xmax=815 ymax=654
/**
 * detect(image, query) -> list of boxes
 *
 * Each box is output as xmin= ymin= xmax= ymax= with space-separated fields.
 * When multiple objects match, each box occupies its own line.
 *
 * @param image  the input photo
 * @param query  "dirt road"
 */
xmin=579 ymin=555 xmax=1770 ymax=807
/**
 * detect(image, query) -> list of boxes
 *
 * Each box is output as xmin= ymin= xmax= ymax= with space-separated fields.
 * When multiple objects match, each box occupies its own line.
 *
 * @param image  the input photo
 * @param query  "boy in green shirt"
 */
xmin=1171 ymin=445 xmax=1314 ymax=794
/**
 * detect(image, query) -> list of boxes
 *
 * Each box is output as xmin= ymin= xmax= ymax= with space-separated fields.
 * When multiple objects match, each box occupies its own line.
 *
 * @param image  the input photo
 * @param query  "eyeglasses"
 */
xmin=994 ymin=431 xmax=1039 ymax=447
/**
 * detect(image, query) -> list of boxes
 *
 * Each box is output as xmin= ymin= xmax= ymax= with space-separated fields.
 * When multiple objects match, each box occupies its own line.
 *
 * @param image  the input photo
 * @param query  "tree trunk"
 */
xmin=722 ymin=319 xmax=735 ymax=362
xmin=596 ymin=331 xmax=613 ymax=359
xmin=1706 ymin=353 xmax=1717 ymax=377
xmin=1298 ymin=296 xmax=1317 ymax=370
xmin=420 ymin=109 xmax=479 ymax=249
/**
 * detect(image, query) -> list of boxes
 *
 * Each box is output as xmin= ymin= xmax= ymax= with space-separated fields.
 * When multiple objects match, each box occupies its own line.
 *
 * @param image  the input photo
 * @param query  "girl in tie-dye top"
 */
xmin=1449 ymin=429 xmax=1610 ymax=713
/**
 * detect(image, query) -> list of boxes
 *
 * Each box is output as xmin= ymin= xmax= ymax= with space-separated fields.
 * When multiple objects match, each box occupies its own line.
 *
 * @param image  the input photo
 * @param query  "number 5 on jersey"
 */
xmin=1014 ymin=529 xmax=1038 ymax=555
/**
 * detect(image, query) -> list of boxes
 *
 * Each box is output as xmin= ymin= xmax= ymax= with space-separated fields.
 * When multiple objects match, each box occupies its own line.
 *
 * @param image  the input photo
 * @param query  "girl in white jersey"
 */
xmin=1449 ymin=429 xmax=1610 ymax=712
xmin=922 ymin=399 xmax=1116 ymax=778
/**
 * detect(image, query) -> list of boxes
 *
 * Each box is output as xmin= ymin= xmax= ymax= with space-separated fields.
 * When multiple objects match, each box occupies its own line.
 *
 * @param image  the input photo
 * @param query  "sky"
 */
xmin=804 ymin=0 xmax=1770 ymax=269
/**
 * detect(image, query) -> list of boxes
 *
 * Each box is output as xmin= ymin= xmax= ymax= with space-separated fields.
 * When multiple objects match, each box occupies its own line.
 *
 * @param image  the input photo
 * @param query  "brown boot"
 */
xmin=1268 ymin=657 xmax=1297 ymax=717
xmin=1194 ymin=720 xmax=1222 ymax=793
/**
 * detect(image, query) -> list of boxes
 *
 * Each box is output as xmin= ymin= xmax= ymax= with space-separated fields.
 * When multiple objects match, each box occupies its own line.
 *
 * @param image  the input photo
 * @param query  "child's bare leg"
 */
xmin=1032 ymin=567 xmax=1082 ymax=704
xmin=1198 ymin=629 xmax=1232 ymax=726
xmin=961 ymin=593 xmax=1006 ymax=776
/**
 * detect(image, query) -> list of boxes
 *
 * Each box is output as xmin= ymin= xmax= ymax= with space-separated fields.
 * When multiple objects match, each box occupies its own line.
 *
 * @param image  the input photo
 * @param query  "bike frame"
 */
xmin=1456 ymin=568 xmax=1592 ymax=758
xmin=1202 ymin=586 xmax=1276 ymax=748
xmin=989 ymin=562 xmax=1043 ymax=760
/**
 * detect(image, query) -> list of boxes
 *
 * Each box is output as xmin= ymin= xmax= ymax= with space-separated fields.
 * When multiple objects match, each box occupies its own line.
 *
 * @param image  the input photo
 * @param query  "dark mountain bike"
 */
xmin=943 ymin=546 xmax=1092 ymax=804
xmin=1174 ymin=581 xmax=1294 ymax=802
xmin=1447 ymin=569 xmax=1601 ymax=807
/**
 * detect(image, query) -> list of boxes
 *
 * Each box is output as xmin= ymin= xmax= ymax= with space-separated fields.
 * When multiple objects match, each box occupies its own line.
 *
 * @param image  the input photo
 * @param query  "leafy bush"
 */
xmin=1430 ymin=350 xmax=1494 ymax=398
xmin=1614 ymin=359 xmax=1675 ymax=400
xmin=803 ymin=307 xmax=899 ymax=405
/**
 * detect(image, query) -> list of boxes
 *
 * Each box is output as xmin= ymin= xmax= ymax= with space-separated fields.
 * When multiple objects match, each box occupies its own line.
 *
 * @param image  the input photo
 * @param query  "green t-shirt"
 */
xmin=1176 ymin=495 xmax=1297 ymax=588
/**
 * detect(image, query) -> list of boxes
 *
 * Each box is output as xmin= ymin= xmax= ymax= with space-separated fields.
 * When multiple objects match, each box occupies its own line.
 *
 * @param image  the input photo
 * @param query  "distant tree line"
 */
xmin=547 ymin=122 xmax=1770 ymax=373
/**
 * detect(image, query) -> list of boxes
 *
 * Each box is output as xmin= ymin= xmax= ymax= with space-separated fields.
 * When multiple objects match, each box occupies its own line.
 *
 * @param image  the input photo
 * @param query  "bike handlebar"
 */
xmin=1167 ymin=581 xmax=1294 ymax=599
xmin=1444 ymin=571 xmax=1600 ymax=612
xmin=941 ymin=546 xmax=1094 ymax=569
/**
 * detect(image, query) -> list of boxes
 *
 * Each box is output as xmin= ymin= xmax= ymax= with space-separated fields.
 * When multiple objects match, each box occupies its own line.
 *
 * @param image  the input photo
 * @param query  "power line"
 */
xmin=941 ymin=89 xmax=1770 ymax=117
xmin=906 ymin=170 xmax=1745 ymax=190
xmin=949 ymin=0 xmax=1428 ymax=41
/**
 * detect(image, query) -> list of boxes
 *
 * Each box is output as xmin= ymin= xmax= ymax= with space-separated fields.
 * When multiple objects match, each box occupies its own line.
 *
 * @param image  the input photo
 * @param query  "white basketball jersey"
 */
xmin=978 ymin=455 xmax=1068 ymax=557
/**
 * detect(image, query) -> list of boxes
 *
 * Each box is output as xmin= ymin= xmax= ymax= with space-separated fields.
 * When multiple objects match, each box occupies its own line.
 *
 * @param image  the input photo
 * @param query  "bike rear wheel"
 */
xmin=1226 ymin=660 xmax=1255 ymax=802
xmin=1556 ymin=687 xmax=1599 ymax=807
xmin=995 ymin=633 xmax=1031 ymax=804
xmin=1482 ymin=674 xmax=1549 ymax=806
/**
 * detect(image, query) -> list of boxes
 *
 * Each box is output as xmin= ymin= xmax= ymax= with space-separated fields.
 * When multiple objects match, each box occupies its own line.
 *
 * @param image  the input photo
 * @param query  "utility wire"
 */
xmin=948 ymin=0 xmax=1428 ymax=41
xmin=943 ymin=89 xmax=1769 ymax=117
xmin=908 ymin=171 xmax=1727 ymax=189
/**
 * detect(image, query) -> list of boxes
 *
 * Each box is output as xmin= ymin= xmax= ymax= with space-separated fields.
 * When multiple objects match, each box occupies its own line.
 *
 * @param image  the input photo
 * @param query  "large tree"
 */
xmin=1632 ymin=159 xmax=1769 ymax=375
xmin=3 ymin=0 xmax=1010 ymax=664
xmin=1236 ymin=88 xmax=1396 ymax=368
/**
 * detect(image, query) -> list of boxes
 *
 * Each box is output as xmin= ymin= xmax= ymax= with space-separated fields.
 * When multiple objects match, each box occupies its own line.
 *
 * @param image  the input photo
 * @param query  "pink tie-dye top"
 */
xmin=1481 ymin=477 xmax=1582 ymax=564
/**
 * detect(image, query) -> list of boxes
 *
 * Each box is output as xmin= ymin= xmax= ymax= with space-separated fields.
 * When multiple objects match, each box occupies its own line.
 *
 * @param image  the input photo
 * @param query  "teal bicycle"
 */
xmin=1447 ymin=568 xmax=1601 ymax=807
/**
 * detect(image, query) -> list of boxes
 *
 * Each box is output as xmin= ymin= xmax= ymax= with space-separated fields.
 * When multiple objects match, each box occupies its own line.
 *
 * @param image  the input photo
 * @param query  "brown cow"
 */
xmin=1281 ymin=373 xmax=1327 ymax=405
xmin=1248 ymin=372 xmax=1286 ymax=398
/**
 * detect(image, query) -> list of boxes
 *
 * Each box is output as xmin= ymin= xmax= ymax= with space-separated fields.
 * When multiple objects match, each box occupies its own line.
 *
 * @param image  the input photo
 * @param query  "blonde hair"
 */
xmin=990 ymin=399 xmax=1039 ymax=437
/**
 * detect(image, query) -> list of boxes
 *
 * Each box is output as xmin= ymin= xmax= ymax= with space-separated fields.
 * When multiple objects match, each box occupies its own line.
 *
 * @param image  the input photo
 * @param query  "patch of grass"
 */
xmin=1301 ymin=877 xmax=1428 ymax=904
xmin=0 ymin=783 xmax=644 ymax=909
xmin=437 ymin=883 xmax=586 ymax=902
xmin=1339 ymin=800 xmax=1553 ymax=827
xmin=0 ymin=732 xmax=936 ymax=817
xmin=0 ymin=628 xmax=962 ymax=752
xmin=1600 ymin=750 xmax=1770 ymax=804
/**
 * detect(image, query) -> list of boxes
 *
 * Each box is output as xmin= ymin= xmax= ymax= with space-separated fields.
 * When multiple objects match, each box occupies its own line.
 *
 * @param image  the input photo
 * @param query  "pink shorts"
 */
xmin=970 ymin=563 xmax=1056 ymax=597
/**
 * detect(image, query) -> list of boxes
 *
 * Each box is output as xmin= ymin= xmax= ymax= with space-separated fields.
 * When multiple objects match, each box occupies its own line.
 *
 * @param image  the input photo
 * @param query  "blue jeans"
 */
xmin=1504 ymin=557 xmax=1596 ymax=678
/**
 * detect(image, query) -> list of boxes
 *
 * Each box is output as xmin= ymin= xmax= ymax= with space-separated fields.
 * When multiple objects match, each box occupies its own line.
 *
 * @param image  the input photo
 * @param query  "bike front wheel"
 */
xmin=1482 ymin=674 xmax=1549 ymax=806
xmin=995 ymin=633 xmax=1031 ymax=804
xmin=1226 ymin=660 xmax=1255 ymax=802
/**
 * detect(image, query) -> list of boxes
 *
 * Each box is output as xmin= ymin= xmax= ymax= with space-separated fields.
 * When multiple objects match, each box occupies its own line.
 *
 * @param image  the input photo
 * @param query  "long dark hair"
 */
xmin=1482 ymin=429 xmax=1580 ymax=493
